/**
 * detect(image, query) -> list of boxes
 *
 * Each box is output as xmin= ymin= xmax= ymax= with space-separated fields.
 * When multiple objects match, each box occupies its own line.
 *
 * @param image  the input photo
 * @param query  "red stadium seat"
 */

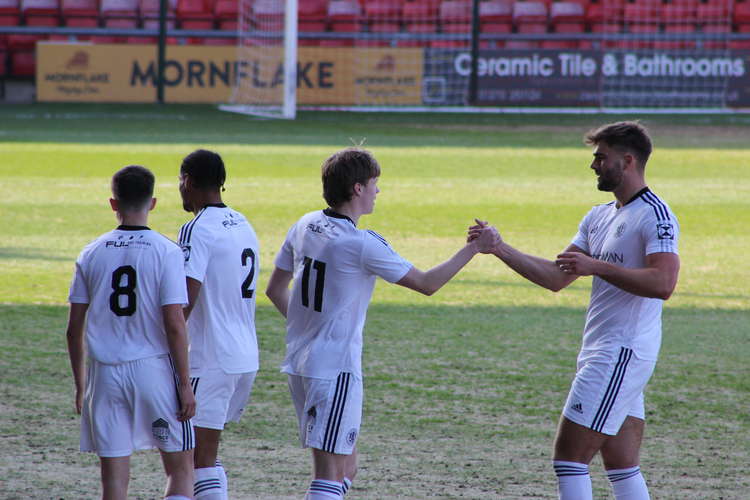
xmin=298 ymin=0 xmax=325 ymax=31
xmin=697 ymin=0 xmax=730 ymax=23
xmin=506 ymin=40 xmax=539 ymax=48
xmin=62 ymin=0 xmax=98 ymax=26
xmin=541 ymin=40 xmax=578 ymax=48
xmin=513 ymin=1 xmax=547 ymax=23
xmin=176 ymin=0 xmax=212 ymax=28
xmin=661 ymin=3 xmax=696 ymax=24
xmin=481 ymin=21 xmax=511 ymax=33
xmin=11 ymin=48 xmax=35 ymax=76
xmin=479 ymin=0 xmax=512 ymax=23
xmin=623 ymin=2 xmax=660 ymax=24
xmin=101 ymin=0 xmax=139 ymax=27
xmin=8 ymin=33 xmax=43 ymax=48
xmin=363 ymin=0 xmax=401 ymax=21
xmin=402 ymin=0 xmax=437 ymax=23
xmin=21 ymin=0 xmax=60 ymax=25
xmin=213 ymin=0 xmax=236 ymax=26
xmin=734 ymin=2 xmax=750 ymax=24
xmin=140 ymin=0 xmax=176 ymax=29
xmin=327 ymin=0 xmax=359 ymax=31
xmin=439 ymin=0 xmax=471 ymax=24
xmin=0 ymin=0 xmax=21 ymax=26
xmin=589 ymin=21 xmax=620 ymax=33
xmin=550 ymin=2 xmax=584 ymax=23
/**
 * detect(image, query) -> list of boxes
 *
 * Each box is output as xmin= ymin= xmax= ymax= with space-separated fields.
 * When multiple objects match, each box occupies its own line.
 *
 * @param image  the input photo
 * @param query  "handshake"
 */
xmin=467 ymin=218 xmax=502 ymax=254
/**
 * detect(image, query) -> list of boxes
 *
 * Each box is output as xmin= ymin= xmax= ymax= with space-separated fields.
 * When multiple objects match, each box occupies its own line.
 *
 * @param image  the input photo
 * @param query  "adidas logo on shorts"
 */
xmin=571 ymin=402 xmax=583 ymax=414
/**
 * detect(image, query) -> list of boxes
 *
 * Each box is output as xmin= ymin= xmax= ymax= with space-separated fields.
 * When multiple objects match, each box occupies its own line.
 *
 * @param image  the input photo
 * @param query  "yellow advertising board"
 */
xmin=36 ymin=42 xmax=423 ymax=105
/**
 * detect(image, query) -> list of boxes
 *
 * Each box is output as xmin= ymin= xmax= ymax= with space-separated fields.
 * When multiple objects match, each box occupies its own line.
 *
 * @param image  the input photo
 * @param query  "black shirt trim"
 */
xmin=117 ymin=225 xmax=150 ymax=231
xmin=625 ymin=187 xmax=650 ymax=206
xmin=204 ymin=203 xmax=227 ymax=208
xmin=323 ymin=208 xmax=356 ymax=226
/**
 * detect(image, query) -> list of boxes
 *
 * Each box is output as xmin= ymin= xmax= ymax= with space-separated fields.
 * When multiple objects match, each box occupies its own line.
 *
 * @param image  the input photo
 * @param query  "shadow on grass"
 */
xmin=2 ymin=104 xmax=750 ymax=148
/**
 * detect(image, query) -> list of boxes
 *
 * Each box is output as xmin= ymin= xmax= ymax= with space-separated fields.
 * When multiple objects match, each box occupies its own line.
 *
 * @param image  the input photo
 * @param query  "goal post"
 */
xmin=220 ymin=0 xmax=298 ymax=119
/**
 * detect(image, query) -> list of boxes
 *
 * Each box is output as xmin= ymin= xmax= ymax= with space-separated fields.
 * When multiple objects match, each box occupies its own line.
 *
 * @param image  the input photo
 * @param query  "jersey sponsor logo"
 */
xmin=614 ymin=222 xmax=627 ymax=238
xmin=182 ymin=244 xmax=191 ymax=262
xmin=591 ymin=251 xmax=624 ymax=263
xmin=105 ymin=235 xmax=150 ymax=248
xmin=657 ymin=222 xmax=674 ymax=240
xmin=589 ymin=224 xmax=599 ymax=234
xmin=152 ymin=418 xmax=170 ymax=443
xmin=306 ymin=223 xmax=324 ymax=234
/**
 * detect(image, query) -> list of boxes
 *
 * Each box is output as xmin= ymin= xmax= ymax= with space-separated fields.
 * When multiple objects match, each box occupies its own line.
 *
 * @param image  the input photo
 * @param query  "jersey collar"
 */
xmin=624 ymin=186 xmax=650 ymax=207
xmin=323 ymin=208 xmax=356 ymax=226
xmin=117 ymin=225 xmax=150 ymax=231
xmin=203 ymin=203 xmax=227 ymax=208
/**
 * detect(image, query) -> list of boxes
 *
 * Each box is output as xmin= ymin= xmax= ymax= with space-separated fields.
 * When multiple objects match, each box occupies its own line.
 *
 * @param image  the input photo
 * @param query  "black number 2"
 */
xmin=301 ymin=256 xmax=326 ymax=312
xmin=241 ymin=248 xmax=256 ymax=298
xmin=110 ymin=265 xmax=137 ymax=316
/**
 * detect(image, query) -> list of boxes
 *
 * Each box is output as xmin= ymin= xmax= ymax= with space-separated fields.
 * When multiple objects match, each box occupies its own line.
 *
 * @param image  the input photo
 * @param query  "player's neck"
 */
xmin=613 ymin=179 xmax=647 ymax=208
xmin=330 ymin=204 xmax=360 ymax=225
xmin=191 ymin=192 xmax=223 ymax=214
xmin=117 ymin=211 xmax=149 ymax=227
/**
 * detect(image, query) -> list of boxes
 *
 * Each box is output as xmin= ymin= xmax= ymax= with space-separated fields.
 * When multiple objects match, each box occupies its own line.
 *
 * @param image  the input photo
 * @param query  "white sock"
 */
xmin=554 ymin=460 xmax=593 ymax=500
xmin=607 ymin=466 xmax=650 ymax=500
xmin=305 ymin=479 xmax=343 ymax=499
xmin=164 ymin=496 xmax=191 ymax=500
xmin=194 ymin=466 xmax=223 ymax=500
xmin=215 ymin=459 xmax=228 ymax=500
xmin=341 ymin=477 xmax=352 ymax=496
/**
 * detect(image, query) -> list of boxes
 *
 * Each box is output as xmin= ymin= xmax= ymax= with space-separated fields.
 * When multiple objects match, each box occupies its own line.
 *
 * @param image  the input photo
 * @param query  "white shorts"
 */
xmin=563 ymin=347 xmax=656 ymax=436
xmin=190 ymin=369 xmax=257 ymax=430
xmin=81 ymin=355 xmax=194 ymax=457
xmin=288 ymin=372 xmax=363 ymax=455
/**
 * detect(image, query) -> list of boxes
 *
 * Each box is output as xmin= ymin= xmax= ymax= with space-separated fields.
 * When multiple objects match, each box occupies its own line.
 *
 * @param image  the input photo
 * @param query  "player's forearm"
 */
xmin=163 ymin=305 xmax=191 ymax=386
xmin=593 ymin=262 xmax=675 ymax=300
xmin=267 ymin=289 xmax=289 ymax=318
xmin=419 ymin=243 xmax=478 ymax=296
xmin=493 ymin=242 xmax=572 ymax=292
xmin=66 ymin=327 xmax=85 ymax=391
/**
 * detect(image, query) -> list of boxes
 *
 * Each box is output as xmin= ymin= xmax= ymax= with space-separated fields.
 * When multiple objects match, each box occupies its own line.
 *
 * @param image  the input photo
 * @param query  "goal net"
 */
xmin=220 ymin=0 xmax=298 ymax=119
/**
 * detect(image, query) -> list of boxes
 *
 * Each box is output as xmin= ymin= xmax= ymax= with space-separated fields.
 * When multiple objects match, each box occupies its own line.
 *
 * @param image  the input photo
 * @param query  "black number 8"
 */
xmin=110 ymin=265 xmax=137 ymax=316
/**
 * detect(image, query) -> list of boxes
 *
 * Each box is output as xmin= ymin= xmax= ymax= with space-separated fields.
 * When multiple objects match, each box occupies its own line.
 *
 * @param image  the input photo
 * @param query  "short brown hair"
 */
xmin=584 ymin=121 xmax=653 ymax=166
xmin=321 ymin=147 xmax=381 ymax=208
xmin=111 ymin=165 xmax=154 ymax=212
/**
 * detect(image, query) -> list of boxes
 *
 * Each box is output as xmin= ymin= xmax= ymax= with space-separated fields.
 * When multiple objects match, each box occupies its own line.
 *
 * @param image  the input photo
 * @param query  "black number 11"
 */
xmin=301 ymin=256 xmax=326 ymax=312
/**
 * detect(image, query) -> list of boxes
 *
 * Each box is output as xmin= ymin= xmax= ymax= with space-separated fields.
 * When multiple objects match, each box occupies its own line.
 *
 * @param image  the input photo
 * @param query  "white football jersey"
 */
xmin=178 ymin=204 xmax=260 ymax=375
xmin=68 ymin=226 xmax=188 ymax=365
xmin=275 ymin=209 xmax=412 ymax=379
xmin=572 ymin=187 xmax=680 ymax=362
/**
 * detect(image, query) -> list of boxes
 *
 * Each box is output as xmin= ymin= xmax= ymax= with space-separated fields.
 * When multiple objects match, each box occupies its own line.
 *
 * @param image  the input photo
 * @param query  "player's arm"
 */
xmin=468 ymin=220 xmax=580 ymax=292
xmin=162 ymin=303 xmax=196 ymax=421
xmin=266 ymin=267 xmax=293 ymax=318
xmin=493 ymin=241 xmax=583 ymax=292
xmin=555 ymin=251 xmax=680 ymax=300
xmin=182 ymin=277 xmax=202 ymax=320
xmin=396 ymin=226 xmax=498 ymax=296
xmin=65 ymin=302 xmax=88 ymax=414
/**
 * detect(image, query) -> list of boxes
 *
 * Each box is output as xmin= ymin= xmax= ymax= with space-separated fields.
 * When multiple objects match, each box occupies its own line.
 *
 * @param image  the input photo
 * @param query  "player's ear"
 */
xmin=109 ymin=198 xmax=118 ymax=212
xmin=352 ymin=182 xmax=363 ymax=196
xmin=149 ymin=198 xmax=157 ymax=211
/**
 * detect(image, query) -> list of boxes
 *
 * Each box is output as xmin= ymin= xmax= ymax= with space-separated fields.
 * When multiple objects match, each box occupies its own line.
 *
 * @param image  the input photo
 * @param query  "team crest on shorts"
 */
xmin=152 ymin=418 xmax=170 ymax=443
xmin=346 ymin=428 xmax=358 ymax=446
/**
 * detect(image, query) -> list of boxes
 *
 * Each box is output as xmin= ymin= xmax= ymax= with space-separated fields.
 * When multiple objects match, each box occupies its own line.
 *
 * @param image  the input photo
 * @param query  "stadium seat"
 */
xmin=176 ymin=0 xmax=212 ymax=29
xmin=213 ymin=0 xmax=236 ymax=30
xmin=0 ymin=0 xmax=21 ymax=26
xmin=21 ymin=0 xmax=60 ymax=26
xmin=513 ymin=1 xmax=547 ymax=33
xmin=140 ymin=0 xmax=177 ymax=29
xmin=253 ymin=0 xmax=283 ymax=30
xmin=541 ymin=39 xmax=578 ymax=48
xmin=505 ymin=40 xmax=539 ymax=48
xmin=697 ymin=0 xmax=730 ymax=23
xmin=623 ymin=2 xmax=660 ymax=24
xmin=101 ymin=0 xmax=139 ymax=27
xmin=439 ymin=0 xmax=471 ymax=24
xmin=10 ymin=48 xmax=35 ymax=76
xmin=363 ymin=0 xmax=401 ymax=27
xmin=661 ymin=3 xmax=696 ymax=24
xmin=479 ymin=0 xmax=511 ymax=24
xmin=298 ymin=0 xmax=326 ymax=31
xmin=327 ymin=0 xmax=360 ymax=32
xmin=550 ymin=2 xmax=584 ymax=23
xmin=402 ymin=0 xmax=437 ymax=24
xmin=735 ymin=2 xmax=750 ymax=24
xmin=61 ymin=0 xmax=98 ymax=27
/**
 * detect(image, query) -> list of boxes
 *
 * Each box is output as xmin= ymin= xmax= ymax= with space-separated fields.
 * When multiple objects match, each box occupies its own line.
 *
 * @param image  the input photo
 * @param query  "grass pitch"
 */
xmin=0 ymin=104 xmax=748 ymax=499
